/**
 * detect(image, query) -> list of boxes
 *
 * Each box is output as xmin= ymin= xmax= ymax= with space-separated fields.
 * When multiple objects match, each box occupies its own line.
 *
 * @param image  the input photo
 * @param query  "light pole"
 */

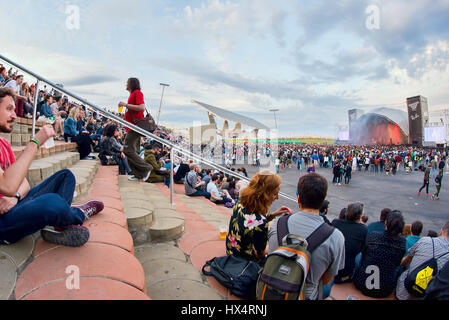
xmin=269 ymin=109 xmax=279 ymax=130
xmin=157 ymin=83 xmax=170 ymax=127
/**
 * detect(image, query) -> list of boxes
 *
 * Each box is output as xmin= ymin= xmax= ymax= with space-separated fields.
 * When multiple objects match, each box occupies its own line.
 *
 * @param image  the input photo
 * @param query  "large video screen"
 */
xmin=424 ymin=127 xmax=446 ymax=142
xmin=338 ymin=130 xmax=349 ymax=141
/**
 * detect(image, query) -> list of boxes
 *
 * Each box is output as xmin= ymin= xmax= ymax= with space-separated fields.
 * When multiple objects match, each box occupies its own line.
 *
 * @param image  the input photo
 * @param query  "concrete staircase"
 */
xmin=0 ymin=119 xmax=149 ymax=300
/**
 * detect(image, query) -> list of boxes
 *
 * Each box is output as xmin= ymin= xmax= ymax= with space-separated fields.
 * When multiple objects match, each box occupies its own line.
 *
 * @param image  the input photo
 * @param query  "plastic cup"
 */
xmin=118 ymin=105 xmax=124 ymax=113
xmin=219 ymin=225 xmax=228 ymax=240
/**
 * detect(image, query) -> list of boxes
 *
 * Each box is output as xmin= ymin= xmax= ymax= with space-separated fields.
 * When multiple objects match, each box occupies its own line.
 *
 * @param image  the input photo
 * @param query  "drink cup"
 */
xmin=118 ymin=104 xmax=124 ymax=113
xmin=219 ymin=225 xmax=228 ymax=240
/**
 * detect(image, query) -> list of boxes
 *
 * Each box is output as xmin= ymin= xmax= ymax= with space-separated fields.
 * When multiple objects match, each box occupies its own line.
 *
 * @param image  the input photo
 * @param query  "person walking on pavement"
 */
xmin=418 ymin=164 xmax=432 ymax=197
xmin=432 ymin=169 xmax=444 ymax=200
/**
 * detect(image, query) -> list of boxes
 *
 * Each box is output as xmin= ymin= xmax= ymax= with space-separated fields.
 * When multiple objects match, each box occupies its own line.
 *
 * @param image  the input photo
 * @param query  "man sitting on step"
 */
xmin=0 ymin=87 xmax=104 ymax=247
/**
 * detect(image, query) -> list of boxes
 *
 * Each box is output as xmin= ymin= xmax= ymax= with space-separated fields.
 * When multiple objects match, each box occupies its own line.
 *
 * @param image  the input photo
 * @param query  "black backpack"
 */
xmin=424 ymin=259 xmax=449 ymax=300
xmin=405 ymin=239 xmax=449 ymax=298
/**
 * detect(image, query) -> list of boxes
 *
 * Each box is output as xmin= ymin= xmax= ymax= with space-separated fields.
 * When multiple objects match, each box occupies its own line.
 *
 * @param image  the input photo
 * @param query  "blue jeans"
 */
xmin=0 ymin=170 xmax=85 ymax=245
xmin=189 ymin=190 xmax=211 ymax=200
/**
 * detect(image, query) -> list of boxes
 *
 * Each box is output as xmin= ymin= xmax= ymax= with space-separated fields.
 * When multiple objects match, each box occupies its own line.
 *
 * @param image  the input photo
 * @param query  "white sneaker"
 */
xmin=143 ymin=170 xmax=152 ymax=182
xmin=128 ymin=176 xmax=139 ymax=181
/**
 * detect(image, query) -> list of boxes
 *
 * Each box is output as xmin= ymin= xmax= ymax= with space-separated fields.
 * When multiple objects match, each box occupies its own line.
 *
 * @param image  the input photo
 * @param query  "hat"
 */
xmin=151 ymin=141 xmax=163 ymax=149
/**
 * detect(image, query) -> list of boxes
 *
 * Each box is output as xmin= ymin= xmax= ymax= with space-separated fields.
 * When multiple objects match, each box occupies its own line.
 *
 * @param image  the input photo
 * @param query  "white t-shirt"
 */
xmin=4 ymin=80 xmax=20 ymax=94
xmin=50 ymin=103 xmax=60 ymax=116
xmin=207 ymin=182 xmax=221 ymax=201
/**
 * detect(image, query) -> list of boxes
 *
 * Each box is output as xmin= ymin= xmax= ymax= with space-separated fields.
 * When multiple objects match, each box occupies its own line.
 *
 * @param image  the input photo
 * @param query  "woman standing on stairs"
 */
xmin=119 ymin=78 xmax=152 ymax=182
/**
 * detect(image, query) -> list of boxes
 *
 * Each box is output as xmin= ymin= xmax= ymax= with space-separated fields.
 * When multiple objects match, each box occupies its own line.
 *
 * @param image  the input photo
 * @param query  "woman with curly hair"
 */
xmin=225 ymin=170 xmax=291 ymax=264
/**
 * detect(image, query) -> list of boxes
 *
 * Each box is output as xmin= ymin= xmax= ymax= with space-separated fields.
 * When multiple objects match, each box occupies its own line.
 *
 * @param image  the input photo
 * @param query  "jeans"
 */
xmin=189 ymin=190 xmax=211 ymax=200
xmin=0 ymin=170 xmax=85 ymax=245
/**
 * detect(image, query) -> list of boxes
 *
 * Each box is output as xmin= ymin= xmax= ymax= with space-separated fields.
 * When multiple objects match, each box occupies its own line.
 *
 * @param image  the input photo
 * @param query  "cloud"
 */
xmin=64 ymin=75 xmax=120 ymax=87
xmin=150 ymin=55 xmax=358 ymax=109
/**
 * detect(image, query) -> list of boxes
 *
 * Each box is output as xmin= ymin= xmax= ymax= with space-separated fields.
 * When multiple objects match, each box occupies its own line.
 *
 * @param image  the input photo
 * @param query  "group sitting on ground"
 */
xmin=220 ymin=166 xmax=449 ymax=300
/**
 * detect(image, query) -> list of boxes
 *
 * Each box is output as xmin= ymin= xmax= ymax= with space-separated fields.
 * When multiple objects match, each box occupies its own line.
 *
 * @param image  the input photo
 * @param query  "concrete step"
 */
xmin=0 ymin=236 xmax=35 ymax=300
xmin=27 ymin=152 xmax=81 ymax=188
xmin=134 ymin=243 xmax=216 ymax=300
xmin=119 ymin=180 xmax=185 ymax=244
xmin=12 ymin=165 xmax=149 ymax=300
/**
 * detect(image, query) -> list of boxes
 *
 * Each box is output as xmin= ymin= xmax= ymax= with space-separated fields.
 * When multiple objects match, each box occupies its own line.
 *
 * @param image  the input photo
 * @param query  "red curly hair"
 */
xmin=240 ymin=170 xmax=281 ymax=215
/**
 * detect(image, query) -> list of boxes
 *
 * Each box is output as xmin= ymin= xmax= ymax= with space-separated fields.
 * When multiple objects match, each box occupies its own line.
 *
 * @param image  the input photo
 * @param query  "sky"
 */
xmin=1 ymin=0 xmax=449 ymax=137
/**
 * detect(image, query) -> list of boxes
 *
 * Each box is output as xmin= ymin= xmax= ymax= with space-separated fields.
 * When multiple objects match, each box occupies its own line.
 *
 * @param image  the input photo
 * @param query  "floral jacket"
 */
xmin=226 ymin=201 xmax=268 ymax=262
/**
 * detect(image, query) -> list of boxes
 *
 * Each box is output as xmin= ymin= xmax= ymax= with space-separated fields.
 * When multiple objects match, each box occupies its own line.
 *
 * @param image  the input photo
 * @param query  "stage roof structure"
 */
xmin=192 ymin=100 xmax=270 ymax=131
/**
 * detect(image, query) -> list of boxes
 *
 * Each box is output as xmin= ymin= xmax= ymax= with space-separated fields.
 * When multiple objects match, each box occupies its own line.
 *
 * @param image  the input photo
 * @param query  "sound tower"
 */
xmin=407 ymin=96 xmax=429 ymax=146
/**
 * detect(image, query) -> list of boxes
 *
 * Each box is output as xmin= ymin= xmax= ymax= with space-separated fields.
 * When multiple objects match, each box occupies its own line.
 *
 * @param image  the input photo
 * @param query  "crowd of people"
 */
xmin=271 ymin=144 xmax=449 ymax=177
xmin=221 ymin=169 xmax=449 ymax=300
xmin=3 ymin=67 xmax=449 ymax=301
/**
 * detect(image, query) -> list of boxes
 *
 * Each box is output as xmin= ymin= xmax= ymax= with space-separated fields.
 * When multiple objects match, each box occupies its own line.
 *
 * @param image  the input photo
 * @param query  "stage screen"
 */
xmin=424 ymin=127 xmax=445 ymax=142
xmin=338 ymin=130 xmax=349 ymax=141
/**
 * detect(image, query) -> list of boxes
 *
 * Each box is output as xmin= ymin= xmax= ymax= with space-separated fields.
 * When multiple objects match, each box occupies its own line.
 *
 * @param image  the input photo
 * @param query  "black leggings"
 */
xmin=65 ymin=133 xmax=94 ymax=159
xmin=419 ymin=181 xmax=429 ymax=194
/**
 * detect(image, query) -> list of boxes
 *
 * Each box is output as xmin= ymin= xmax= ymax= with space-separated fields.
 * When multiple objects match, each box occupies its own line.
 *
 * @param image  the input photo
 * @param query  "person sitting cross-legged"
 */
xmin=184 ymin=163 xmax=211 ymax=199
xmin=144 ymin=141 xmax=170 ymax=186
xmin=0 ymin=88 xmax=104 ymax=247
xmin=207 ymin=174 xmax=235 ymax=207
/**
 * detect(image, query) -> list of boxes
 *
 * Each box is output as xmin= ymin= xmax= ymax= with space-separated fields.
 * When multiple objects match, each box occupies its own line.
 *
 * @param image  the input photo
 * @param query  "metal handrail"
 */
xmin=0 ymin=53 xmax=298 ymax=204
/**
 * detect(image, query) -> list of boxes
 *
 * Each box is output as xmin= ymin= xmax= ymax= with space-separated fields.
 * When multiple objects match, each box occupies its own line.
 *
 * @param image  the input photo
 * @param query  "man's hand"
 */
xmin=33 ymin=125 xmax=56 ymax=146
xmin=0 ymin=197 xmax=18 ymax=215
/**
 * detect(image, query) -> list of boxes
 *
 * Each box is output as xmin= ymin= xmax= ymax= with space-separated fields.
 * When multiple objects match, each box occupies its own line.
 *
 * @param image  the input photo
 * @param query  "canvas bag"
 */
xmin=405 ymin=238 xmax=449 ymax=298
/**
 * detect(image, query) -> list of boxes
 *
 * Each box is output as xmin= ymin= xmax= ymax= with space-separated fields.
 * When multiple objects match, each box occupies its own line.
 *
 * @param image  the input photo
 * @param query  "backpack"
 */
xmin=423 ymin=259 xmax=449 ymax=300
xmin=435 ymin=174 xmax=443 ymax=185
xmin=405 ymin=239 xmax=449 ymax=298
xmin=256 ymin=215 xmax=334 ymax=300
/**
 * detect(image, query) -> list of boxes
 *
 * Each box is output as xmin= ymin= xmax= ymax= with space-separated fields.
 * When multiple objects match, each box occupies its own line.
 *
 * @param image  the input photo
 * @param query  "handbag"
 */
xmin=202 ymin=254 xmax=262 ymax=299
xmin=128 ymin=108 xmax=157 ymax=133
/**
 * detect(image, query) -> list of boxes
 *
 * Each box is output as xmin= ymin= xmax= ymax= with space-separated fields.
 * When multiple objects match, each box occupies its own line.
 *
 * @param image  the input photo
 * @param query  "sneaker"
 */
xmin=72 ymin=200 xmax=104 ymax=219
xmin=418 ymin=192 xmax=421 ymax=196
xmin=128 ymin=175 xmax=139 ymax=181
xmin=143 ymin=170 xmax=152 ymax=182
xmin=41 ymin=225 xmax=90 ymax=247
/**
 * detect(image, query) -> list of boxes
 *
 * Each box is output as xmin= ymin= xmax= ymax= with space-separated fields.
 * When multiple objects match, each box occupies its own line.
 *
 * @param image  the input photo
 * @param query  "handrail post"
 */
xmin=170 ymin=148 xmax=175 ymax=207
xmin=32 ymin=80 xmax=40 ymax=136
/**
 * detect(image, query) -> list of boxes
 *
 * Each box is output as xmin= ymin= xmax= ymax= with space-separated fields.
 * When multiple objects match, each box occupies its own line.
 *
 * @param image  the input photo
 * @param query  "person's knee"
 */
xmin=57 ymin=169 xmax=76 ymax=184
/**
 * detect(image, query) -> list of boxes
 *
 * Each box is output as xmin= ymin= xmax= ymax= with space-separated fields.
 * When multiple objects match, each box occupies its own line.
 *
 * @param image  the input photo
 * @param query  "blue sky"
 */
xmin=1 ymin=0 xmax=449 ymax=137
